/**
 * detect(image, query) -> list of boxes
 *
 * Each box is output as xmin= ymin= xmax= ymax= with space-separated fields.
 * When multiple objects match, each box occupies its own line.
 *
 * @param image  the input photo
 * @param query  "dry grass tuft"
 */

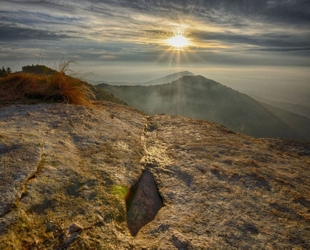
xmin=0 ymin=63 xmax=95 ymax=107
xmin=46 ymin=71 xmax=95 ymax=106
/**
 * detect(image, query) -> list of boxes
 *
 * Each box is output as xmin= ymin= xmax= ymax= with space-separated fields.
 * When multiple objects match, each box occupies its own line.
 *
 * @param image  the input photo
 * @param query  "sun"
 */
xmin=167 ymin=34 xmax=189 ymax=49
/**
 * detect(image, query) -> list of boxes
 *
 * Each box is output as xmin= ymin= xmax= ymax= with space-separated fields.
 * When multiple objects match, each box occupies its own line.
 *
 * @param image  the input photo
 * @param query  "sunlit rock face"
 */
xmin=0 ymin=102 xmax=309 ymax=249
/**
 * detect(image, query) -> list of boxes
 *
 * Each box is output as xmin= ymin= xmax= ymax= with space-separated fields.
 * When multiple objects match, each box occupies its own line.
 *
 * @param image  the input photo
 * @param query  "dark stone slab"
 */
xmin=126 ymin=170 xmax=163 ymax=236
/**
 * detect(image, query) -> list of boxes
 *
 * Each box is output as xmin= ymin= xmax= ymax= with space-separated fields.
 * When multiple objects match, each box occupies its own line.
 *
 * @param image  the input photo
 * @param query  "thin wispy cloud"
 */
xmin=0 ymin=0 xmax=309 ymax=69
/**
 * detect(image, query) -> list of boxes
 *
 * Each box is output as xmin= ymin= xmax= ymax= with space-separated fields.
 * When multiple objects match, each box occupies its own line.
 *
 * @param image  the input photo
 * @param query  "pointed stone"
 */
xmin=126 ymin=170 xmax=163 ymax=236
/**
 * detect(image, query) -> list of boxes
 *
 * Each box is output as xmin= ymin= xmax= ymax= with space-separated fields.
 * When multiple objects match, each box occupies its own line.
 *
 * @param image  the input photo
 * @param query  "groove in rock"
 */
xmin=0 ymin=153 xmax=46 ymax=218
xmin=20 ymin=154 xmax=45 ymax=197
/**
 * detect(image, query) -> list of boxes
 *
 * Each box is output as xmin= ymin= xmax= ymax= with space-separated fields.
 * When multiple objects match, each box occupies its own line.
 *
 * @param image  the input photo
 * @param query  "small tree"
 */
xmin=0 ymin=67 xmax=7 ymax=77
xmin=6 ymin=67 xmax=11 ymax=74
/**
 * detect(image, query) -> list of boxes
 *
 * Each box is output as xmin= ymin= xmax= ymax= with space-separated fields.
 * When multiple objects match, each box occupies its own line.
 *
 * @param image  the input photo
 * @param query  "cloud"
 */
xmin=114 ymin=0 xmax=310 ymax=27
xmin=0 ymin=23 xmax=73 ymax=41
xmin=191 ymin=30 xmax=310 ymax=51
xmin=0 ymin=0 xmax=310 ymax=68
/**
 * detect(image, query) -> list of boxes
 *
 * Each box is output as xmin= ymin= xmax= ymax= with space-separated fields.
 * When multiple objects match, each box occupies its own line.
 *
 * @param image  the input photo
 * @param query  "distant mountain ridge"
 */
xmin=251 ymin=95 xmax=310 ymax=118
xmin=95 ymin=71 xmax=195 ymax=86
xmin=97 ymin=75 xmax=310 ymax=142
xmin=143 ymin=71 xmax=195 ymax=86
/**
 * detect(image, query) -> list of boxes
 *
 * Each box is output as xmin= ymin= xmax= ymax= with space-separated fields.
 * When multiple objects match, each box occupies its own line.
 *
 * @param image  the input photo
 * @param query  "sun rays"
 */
xmin=152 ymin=27 xmax=204 ymax=67
xmin=167 ymin=34 xmax=189 ymax=49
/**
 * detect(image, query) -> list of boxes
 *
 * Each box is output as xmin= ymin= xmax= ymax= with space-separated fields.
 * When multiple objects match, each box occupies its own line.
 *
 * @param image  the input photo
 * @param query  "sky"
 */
xmin=1 ymin=0 xmax=310 ymax=105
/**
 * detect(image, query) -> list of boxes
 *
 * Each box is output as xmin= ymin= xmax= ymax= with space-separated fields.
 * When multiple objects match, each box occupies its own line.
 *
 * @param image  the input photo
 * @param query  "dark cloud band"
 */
xmin=0 ymin=24 xmax=72 ymax=41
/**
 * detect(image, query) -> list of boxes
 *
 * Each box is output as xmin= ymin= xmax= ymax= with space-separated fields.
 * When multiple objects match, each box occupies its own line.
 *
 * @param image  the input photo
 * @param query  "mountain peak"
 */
xmin=143 ymin=71 xmax=195 ymax=86
xmin=97 ymin=75 xmax=310 ymax=142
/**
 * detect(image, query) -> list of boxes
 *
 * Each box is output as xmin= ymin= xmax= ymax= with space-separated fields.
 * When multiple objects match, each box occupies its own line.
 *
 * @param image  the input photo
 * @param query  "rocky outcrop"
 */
xmin=0 ymin=102 xmax=309 ymax=249
xmin=126 ymin=169 xmax=163 ymax=236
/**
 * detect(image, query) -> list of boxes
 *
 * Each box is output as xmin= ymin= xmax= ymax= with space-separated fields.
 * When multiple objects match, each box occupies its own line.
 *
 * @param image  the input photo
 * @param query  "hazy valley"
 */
xmin=97 ymin=74 xmax=310 ymax=143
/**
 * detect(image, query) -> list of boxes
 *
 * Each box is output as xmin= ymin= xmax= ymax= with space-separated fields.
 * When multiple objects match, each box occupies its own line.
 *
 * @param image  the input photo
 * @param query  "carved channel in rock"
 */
xmin=126 ymin=169 xmax=163 ymax=236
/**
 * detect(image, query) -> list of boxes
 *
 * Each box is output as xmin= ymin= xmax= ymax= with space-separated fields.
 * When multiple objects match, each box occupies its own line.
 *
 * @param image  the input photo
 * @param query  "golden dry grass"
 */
xmin=46 ymin=71 xmax=95 ymax=106
xmin=0 ymin=65 xmax=95 ymax=107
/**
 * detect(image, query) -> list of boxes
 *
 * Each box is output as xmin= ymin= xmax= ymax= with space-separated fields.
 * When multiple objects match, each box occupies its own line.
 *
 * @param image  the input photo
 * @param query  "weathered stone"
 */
xmin=0 ymin=142 xmax=42 ymax=216
xmin=0 ymin=102 xmax=309 ymax=249
xmin=126 ymin=169 xmax=163 ymax=236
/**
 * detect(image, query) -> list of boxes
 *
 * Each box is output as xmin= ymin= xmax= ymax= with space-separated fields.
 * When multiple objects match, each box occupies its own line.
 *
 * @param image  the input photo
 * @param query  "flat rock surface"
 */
xmin=0 ymin=102 xmax=309 ymax=249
